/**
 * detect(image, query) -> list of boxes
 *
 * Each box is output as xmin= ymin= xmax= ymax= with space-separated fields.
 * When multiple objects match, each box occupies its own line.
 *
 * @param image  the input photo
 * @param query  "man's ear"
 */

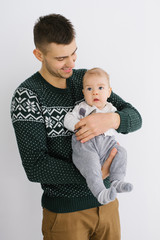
xmin=33 ymin=49 xmax=44 ymax=62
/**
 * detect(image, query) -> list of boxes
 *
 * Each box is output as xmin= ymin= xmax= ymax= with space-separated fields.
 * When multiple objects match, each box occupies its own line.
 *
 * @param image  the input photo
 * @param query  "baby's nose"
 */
xmin=93 ymin=91 xmax=98 ymax=95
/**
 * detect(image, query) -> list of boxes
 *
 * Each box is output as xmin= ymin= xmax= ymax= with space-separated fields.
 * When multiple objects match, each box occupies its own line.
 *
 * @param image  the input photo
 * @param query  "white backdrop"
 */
xmin=1 ymin=0 xmax=160 ymax=239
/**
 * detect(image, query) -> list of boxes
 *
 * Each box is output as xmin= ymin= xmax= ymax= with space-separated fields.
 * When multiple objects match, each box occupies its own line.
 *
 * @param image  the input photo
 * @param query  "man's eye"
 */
xmin=99 ymin=86 xmax=104 ymax=90
xmin=57 ymin=58 xmax=64 ymax=61
xmin=87 ymin=87 xmax=92 ymax=91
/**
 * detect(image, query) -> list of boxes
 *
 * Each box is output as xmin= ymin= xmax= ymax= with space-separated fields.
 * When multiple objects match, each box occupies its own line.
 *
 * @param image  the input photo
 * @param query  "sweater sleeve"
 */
xmin=11 ymin=88 xmax=86 ymax=185
xmin=108 ymin=91 xmax=142 ymax=134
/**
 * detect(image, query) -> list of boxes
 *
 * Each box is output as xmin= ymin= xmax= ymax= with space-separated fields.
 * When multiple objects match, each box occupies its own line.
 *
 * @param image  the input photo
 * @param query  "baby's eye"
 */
xmin=99 ymin=86 xmax=104 ymax=90
xmin=87 ymin=87 xmax=92 ymax=91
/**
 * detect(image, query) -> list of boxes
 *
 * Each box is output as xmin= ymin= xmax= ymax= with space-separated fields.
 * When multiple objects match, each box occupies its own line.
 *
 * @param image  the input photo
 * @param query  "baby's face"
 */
xmin=83 ymin=74 xmax=111 ymax=109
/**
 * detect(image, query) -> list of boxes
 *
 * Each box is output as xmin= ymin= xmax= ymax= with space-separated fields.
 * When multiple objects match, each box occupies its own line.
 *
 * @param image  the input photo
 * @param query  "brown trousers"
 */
xmin=42 ymin=199 xmax=121 ymax=240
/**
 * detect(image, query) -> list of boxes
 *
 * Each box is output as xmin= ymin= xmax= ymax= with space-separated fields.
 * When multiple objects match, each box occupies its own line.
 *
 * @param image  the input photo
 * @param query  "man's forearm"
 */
xmin=109 ymin=91 xmax=142 ymax=134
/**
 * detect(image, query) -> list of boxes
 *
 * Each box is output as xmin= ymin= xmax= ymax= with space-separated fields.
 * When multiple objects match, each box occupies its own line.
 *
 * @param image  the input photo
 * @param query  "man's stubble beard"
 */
xmin=46 ymin=61 xmax=73 ymax=80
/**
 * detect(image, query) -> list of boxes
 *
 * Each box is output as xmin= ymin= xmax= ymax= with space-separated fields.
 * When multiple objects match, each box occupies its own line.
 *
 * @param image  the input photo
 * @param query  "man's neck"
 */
xmin=39 ymin=69 xmax=67 ymax=89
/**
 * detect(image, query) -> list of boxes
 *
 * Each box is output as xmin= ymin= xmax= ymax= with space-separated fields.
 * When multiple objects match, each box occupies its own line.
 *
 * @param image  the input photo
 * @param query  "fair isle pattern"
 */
xmin=42 ymin=106 xmax=73 ymax=137
xmin=11 ymin=87 xmax=73 ymax=137
xmin=11 ymin=87 xmax=44 ymax=123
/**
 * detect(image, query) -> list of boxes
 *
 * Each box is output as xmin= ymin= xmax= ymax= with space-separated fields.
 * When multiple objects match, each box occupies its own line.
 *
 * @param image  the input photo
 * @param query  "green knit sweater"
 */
xmin=11 ymin=69 xmax=142 ymax=213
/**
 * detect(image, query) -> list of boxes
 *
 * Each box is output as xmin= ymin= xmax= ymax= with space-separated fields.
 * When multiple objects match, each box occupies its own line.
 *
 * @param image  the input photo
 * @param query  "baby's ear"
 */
xmin=108 ymin=87 xmax=112 ymax=97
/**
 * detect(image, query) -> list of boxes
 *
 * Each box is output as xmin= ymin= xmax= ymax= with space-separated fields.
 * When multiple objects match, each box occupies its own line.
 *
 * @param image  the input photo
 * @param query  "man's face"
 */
xmin=83 ymin=74 xmax=111 ymax=110
xmin=41 ymin=39 xmax=77 ymax=80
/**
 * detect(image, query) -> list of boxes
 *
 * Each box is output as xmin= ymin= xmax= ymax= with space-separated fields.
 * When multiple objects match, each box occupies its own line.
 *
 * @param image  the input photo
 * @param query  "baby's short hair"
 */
xmin=83 ymin=68 xmax=110 ymax=87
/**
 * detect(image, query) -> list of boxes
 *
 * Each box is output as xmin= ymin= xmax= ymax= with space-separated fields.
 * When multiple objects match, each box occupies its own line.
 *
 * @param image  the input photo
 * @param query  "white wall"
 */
xmin=1 ymin=0 xmax=160 ymax=239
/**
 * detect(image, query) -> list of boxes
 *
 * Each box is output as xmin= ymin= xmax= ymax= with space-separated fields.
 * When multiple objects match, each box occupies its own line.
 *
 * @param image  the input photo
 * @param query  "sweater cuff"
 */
xmin=116 ymin=111 xmax=130 ymax=134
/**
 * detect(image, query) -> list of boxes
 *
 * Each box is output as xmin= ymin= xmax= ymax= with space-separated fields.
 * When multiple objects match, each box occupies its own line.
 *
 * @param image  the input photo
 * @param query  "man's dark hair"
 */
xmin=33 ymin=14 xmax=76 ymax=52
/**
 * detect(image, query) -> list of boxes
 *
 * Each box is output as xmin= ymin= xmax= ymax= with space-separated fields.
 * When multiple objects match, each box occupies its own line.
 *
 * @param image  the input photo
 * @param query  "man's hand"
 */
xmin=75 ymin=112 xmax=120 ymax=143
xmin=101 ymin=148 xmax=118 ymax=179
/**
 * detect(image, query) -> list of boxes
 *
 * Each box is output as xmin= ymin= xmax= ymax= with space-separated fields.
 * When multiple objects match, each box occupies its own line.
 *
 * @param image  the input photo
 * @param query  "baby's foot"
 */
xmin=98 ymin=187 xmax=117 ymax=204
xmin=112 ymin=180 xmax=133 ymax=193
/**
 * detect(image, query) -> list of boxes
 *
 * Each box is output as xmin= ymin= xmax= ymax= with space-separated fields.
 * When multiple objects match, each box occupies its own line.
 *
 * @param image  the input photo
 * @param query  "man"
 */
xmin=11 ymin=14 xmax=142 ymax=240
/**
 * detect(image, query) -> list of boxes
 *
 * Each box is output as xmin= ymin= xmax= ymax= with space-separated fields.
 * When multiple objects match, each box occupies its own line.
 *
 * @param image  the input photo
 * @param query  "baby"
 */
xmin=64 ymin=68 xmax=133 ymax=204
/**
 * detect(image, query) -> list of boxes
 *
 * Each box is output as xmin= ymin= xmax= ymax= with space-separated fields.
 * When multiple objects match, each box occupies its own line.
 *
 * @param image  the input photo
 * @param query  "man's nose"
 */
xmin=66 ymin=56 xmax=76 ymax=68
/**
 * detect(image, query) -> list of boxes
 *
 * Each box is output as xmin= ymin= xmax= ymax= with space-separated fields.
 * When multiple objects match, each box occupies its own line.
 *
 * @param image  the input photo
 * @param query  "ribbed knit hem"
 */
xmin=41 ymin=178 xmax=111 ymax=213
xmin=41 ymin=194 xmax=102 ymax=213
xmin=116 ymin=111 xmax=130 ymax=134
